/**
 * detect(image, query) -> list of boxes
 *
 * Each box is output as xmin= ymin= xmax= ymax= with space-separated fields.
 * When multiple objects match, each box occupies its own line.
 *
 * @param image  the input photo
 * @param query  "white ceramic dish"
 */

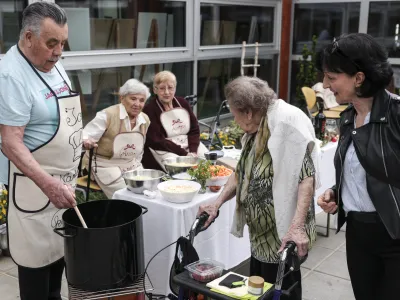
xmin=206 ymin=174 xmax=232 ymax=187
xmin=157 ymin=180 xmax=201 ymax=203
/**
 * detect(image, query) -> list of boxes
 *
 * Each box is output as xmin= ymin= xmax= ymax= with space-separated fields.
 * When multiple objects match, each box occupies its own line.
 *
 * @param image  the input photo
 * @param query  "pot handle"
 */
xmin=54 ymin=227 xmax=76 ymax=238
xmin=139 ymin=205 xmax=148 ymax=215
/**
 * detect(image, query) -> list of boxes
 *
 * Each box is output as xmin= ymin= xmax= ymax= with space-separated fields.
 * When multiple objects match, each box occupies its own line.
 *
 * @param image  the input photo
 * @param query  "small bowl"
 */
xmin=164 ymin=156 xmax=203 ymax=177
xmin=123 ymin=169 xmax=166 ymax=194
xmin=157 ymin=180 xmax=201 ymax=203
xmin=206 ymin=174 xmax=232 ymax=187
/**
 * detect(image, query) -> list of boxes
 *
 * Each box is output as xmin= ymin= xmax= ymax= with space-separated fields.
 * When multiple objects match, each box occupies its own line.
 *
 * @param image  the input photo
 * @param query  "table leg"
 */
xmin=317 ymin=213 xmax=330 ymax=238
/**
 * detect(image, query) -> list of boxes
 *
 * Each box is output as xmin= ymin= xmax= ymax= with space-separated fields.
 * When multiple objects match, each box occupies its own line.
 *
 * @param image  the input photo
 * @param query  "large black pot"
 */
xmin=54 ymin=199 xmax=147 ymax=291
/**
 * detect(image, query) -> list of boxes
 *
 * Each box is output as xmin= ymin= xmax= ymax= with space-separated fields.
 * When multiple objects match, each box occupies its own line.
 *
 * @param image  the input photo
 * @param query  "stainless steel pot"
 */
xmin=123 ymin=169 xmax=166 ymax=194
xmin=164 ymin=156 xmax=203 ymax=177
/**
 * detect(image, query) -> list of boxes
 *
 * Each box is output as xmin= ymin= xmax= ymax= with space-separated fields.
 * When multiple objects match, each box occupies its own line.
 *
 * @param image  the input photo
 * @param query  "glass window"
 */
xmin=67 ymin=61 xmax=193 ymax=125
xmin=197 ymin=55 xmax=279 ymax=119
xmin=56 ymin=0 xmax=186 ymax=51
xmin=0 ymin=0 xmax=26 ymax=54
xmin=292 ymin=3 xmax=360 ymax=55
xmin=368 ymin=2 xmax=400 ymax=58
xmin=392 ymin=65 xmax=400 ymax=95
xmin=200 ymin=3 xmax=274 ymax=46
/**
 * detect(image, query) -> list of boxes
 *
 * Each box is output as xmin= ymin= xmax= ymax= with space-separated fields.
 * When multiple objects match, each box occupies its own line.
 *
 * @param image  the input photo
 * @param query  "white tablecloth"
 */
xmin=314 ymin=142 xmax=337 ymax=214
xmin=113 ymin=189 xmax=250 ymax=296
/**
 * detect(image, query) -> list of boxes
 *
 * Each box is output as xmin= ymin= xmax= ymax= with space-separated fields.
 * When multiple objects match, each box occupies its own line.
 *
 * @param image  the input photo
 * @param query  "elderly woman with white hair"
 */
xmin=198 ymin=76 xmax=320 ymax=300
xmin=82 ymin=78 xmax=151 ymax=198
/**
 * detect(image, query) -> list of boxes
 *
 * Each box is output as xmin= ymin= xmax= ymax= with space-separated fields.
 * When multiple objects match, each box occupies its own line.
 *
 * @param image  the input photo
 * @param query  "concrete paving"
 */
xmin=0 ymin=212 xmax=354 ymax=300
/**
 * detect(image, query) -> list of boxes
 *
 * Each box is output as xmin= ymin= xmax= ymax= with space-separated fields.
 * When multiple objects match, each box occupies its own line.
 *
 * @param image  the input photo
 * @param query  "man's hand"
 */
xmin=83 ymin=138 xmax=98 ymax=150
xmin=43 ymin=177 xmax=76 ymax=209
xmin=317 ymin=189 xmax=337 ymax=214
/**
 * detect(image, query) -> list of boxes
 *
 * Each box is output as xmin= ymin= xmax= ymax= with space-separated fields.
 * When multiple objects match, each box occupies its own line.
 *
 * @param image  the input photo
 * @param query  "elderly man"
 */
xmin=0 ymin=2 xmax=80 ymax=299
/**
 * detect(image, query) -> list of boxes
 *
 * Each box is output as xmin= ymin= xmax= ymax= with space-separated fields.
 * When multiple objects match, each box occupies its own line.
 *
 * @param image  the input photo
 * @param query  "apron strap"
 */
xmin=17 ymin=44 xmax=72 ymax=98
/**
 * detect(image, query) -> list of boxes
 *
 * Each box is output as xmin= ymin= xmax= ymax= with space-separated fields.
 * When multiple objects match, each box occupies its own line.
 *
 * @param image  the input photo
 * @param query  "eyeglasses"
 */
xmin=156 ymin=86 xmax=176 ymax=93
xmin=331 ymin=38 xmax=361 ymax=71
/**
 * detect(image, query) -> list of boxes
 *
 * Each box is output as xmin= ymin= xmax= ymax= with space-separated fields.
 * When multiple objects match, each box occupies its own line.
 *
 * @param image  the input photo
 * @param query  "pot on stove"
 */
xmin=54 ymin=199 xmax=147 ymax=291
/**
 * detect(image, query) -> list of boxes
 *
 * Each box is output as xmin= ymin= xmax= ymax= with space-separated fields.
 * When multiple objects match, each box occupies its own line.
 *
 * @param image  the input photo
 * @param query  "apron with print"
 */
xmin=150 ymin=98 xmax=208 ymax=170
xmin=92 ymin=121 xmax=145 ymax=198
xmin=7 ymin=46 xmax=82 ymax=268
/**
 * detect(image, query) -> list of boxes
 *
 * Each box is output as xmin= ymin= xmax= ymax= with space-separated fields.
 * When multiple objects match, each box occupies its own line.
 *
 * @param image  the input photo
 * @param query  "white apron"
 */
xmin=91 ymin=121 xmax=145 ymax=198
xmin=150 ymin=98 xmax=207 ymax=170
xmin=7 ymin=46 xmax=82 ymax=268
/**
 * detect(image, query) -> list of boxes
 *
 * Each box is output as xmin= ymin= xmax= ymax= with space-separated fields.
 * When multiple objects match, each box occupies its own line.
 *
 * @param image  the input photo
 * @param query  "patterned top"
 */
xmin=238 ymin=131 xmax=316 ymax=263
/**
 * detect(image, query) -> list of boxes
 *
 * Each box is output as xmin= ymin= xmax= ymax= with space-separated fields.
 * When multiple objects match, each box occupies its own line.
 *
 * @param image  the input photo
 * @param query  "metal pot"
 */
xmin=123 ymin=169 xmax=166 ymax=194
xmin=54 ymin=200 xmax=147 ymax=291
xmin=164 ymin=156 xmax=203 ymax=177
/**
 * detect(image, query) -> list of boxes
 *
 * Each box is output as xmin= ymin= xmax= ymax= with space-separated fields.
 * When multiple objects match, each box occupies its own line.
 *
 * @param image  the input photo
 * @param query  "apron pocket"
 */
xmin=13 ymin=173 xmax=50 ymax=213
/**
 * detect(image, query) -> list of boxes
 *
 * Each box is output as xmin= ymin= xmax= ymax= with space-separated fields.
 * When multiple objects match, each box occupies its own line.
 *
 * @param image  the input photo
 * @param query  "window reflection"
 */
xmin=368 ymin=1 xmax=400 ymax=58
xmin=200 ymin=3 xmax=274 ymax=46
xmin=56 ymin=0 xmax=186 ymax=51
xmin=293 ymin=3 xmax=360 ymax=55
xmin=0 ymin=0 xmax=25 ymax=54
xmin=197 ymin=56 xmax=278 ymax=119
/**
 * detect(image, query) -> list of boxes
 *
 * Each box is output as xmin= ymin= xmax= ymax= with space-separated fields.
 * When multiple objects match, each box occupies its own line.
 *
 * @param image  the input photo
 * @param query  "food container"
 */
xmin=164 ymin=156 xmax=203 ymax=177
xmin=157 ymin=180 xmax=201 ymax=204
xmin=123 ymin=169 xmax=166 ymax=194
xmin=206 ymin=174 xmax=232 ymax=187
xmin=185 ymin=258 xmax=224 ymax=283
xmin=247 ymin=276 xmax=265 ymax=295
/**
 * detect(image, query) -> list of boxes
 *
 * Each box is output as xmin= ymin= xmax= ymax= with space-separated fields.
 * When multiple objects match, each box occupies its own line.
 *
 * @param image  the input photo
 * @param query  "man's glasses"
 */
xmin=330 ymin=38 xmax=361 ymax=70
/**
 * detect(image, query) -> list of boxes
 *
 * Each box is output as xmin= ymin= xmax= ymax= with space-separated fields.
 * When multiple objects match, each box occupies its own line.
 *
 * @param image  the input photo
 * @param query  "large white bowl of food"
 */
xmin=157 ymin=180 xmax=201 ymax=203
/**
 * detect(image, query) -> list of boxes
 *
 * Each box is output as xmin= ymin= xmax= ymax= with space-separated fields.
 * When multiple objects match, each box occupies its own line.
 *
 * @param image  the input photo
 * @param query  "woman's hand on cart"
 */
xmin=197 ymin=201 xmax=220 ymax=229
xmin=279 ymin=225 xmax=309 ymax=257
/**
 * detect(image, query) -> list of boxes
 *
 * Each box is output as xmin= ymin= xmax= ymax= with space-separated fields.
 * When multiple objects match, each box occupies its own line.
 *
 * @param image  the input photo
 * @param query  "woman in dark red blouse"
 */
xmin=142 ymin=71 xmax=207 ymax=171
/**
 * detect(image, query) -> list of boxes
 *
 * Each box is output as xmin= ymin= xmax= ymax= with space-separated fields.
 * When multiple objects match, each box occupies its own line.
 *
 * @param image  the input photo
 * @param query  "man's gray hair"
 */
xmin=224 ymin=76 xmax=277 ymax=113
xmin=119 ymin=79 xmax=151 ymax=100
xmin=20 ymin=1 xmax=67 ymax=40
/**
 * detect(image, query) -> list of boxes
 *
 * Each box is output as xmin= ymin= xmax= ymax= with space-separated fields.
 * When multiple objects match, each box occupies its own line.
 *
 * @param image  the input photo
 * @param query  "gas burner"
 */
xmin=68 ymin=274 xmax=153 ymax=300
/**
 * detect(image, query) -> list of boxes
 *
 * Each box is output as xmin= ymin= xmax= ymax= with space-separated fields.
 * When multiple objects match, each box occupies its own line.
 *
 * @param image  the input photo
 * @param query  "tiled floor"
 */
xmin=0 ymin=212 xmax=354 ymax=300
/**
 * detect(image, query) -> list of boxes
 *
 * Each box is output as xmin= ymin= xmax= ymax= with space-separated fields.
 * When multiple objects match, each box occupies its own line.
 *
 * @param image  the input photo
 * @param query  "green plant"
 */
xmin=295 ymin=35 xmax=318 ymax=111
xmin=187 ymin=160 xmax=216 ymax=192
xmin=0 ymin=188 xmax=7 ymax=225
xmin=75 ymin=189 xmax=107 ymax=205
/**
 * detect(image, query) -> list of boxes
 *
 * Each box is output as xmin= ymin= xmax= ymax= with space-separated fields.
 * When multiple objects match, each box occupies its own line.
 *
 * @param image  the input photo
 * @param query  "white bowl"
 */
xmin=157 ymin=180 xmax=201 ymax=204
xmin=206 ymin=174 xmax=232 ymax=187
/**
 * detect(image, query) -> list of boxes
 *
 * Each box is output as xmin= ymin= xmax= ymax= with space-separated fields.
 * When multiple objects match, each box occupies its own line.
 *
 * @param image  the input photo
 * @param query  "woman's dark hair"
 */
xmin=316 ymin=33 xmax=393 ymax=97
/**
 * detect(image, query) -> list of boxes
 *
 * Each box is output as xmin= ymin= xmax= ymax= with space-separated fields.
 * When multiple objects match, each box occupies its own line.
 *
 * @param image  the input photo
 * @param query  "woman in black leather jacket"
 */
xmin=317 ymin=33 xmax=400 ymax=300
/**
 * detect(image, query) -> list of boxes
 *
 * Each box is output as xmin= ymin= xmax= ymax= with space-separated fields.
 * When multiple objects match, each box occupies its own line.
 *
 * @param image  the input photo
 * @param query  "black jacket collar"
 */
xmin=340 ymin=89 xmax=393 ymax=127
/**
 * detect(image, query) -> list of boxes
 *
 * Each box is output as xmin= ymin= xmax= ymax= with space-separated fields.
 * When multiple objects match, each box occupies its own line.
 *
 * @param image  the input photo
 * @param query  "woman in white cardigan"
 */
xmin=198 ymin=76 xmax=319 ymax=300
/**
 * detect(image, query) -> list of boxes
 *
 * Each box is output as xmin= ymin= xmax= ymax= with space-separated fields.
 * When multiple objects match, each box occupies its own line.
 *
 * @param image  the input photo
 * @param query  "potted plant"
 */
xmin=295 ymin=35 xmax=318 ymax=113
xmin=0 ymin=186 xmax=8 ymax=255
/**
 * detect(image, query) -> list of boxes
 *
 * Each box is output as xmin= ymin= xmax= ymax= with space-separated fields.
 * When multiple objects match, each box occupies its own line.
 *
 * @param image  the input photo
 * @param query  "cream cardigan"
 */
xmin=230 ymin=99 xmax=321 ymax=240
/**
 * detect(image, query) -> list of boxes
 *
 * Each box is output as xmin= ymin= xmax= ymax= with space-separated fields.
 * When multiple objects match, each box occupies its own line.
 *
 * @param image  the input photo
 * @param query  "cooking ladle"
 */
xmin=74 ymin=206 xmax=88 ymax=228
